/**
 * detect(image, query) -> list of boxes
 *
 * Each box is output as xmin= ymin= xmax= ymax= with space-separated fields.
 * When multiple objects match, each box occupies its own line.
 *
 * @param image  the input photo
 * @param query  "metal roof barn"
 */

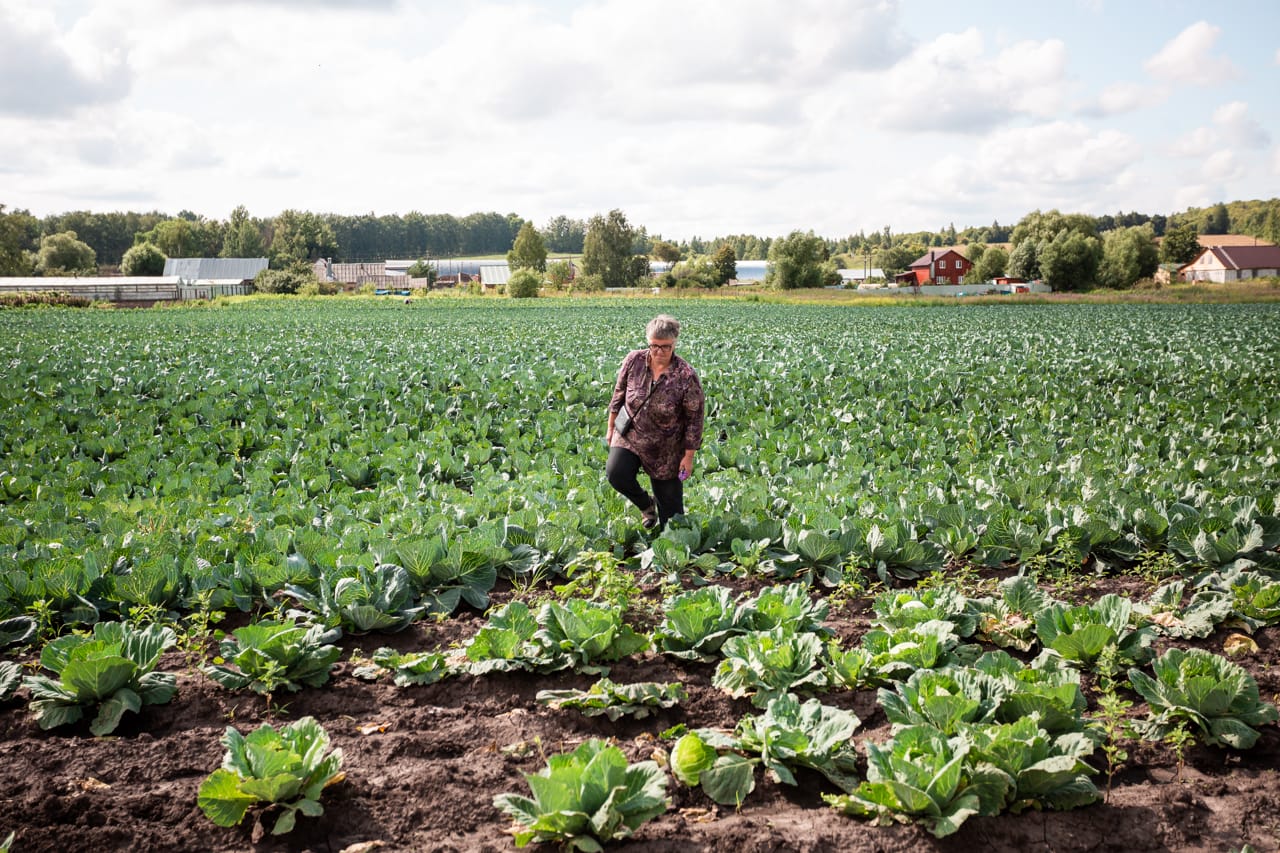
xmin=163 ymin=258 xmax=269 ymax=280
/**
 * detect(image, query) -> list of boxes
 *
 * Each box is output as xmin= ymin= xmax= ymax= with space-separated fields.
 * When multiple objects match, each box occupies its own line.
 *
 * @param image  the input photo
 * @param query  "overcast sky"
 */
xmin=2 ymin=0 xmax=1278 ymax=240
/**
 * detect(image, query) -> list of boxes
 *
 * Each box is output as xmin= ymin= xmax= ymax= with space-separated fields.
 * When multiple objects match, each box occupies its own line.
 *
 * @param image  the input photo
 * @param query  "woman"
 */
xmin=606 ymin=314 xmax=705 ymax=529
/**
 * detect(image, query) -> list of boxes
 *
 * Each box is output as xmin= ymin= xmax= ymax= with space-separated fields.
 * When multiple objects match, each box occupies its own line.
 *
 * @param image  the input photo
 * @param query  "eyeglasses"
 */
xmin=647 ymin=343 xmax=674 ymax=353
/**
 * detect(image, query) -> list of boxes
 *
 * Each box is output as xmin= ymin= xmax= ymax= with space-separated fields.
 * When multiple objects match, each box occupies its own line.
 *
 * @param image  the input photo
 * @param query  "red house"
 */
xmin=895 ymin=249 xmax=973 ymax=286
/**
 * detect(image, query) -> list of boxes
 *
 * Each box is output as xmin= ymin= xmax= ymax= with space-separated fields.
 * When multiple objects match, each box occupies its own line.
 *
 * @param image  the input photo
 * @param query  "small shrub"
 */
xmin=120 ymin=243 xmax=167 ymax=276
xmin=297 ymin=280 xmax=340 ymax=296
xmin=546 ymin=260 xmax=572 ymax=288
xmin=507 ymin=268 xmax=541 ymax=299
xmin=254 ymin=264 xmax=319 ymax=295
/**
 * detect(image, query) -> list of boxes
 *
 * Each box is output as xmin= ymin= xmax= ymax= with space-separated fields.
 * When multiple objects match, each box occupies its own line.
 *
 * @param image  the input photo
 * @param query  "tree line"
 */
xmin=2 ymin=198 xmax=1277 ymax=290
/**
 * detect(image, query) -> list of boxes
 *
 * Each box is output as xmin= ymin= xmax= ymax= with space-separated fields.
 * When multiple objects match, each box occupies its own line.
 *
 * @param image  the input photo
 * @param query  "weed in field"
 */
xmin=918 ymin=563 xmax=988 ymax=598
xmin=24 ymin=599 xmax=60 ymax=643
xmin=1023 ymin=532 xmax=1092 ymax=591
xmin=1133 ymin=549 xmax=1183 ymax=584
xmin=1163 ymin=721 xmax=1195 ymax=782
xmin=555 ymin=550 xmax=643 ymax=610
xmin=179 ymin=589 xmax=226 ymax=666
xmin=1094 ymin=690 xmax=1134 ymax=803
xmin=126 ymin=602 xmax=171 ymax=627
xmin=827 ymin=571 xmax=879 ymax=611
xmin=507 ymin=562 xmax=556 ymax=604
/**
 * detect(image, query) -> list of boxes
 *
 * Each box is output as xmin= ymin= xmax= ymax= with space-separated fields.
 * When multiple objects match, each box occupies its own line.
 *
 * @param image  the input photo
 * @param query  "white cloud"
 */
xmin=1212 ymin=101 xmax=1270 ymax=148
xmin=876 ymin=122 xmax=1143 ymax=224
xmin=1082 ymin=81 xmax=1164 ymax=116
xmin=1167 ymin=101 xmax=1270 ymax=162
xmin=0 ymin=0 xmax=130 ymax=116
xmin=1144 ymin=21 xmax=1239 ymax=85
xmin=977 ymin=122 xmax=1141 ymax=190
xmin=1173 ymin=183 xmax=1215 ymax=211
xmin=869 ymin=29 xmax=1068 ymax=133
xmin=1202 ymin=150 xmax=1242 ymax=182
xmin=1169 ymin=126 xmax=1217 ymax=158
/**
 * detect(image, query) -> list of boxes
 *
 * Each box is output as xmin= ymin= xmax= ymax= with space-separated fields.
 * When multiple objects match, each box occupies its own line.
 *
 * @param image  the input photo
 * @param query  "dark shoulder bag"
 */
xmin=615 ymin=376 xmax=656 ymax=436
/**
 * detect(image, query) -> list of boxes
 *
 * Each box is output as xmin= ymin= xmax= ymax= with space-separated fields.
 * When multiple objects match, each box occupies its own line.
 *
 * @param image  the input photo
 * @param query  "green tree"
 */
xmin=1097 ymin=225 xmax=1159 ymax=289
xmin=507 ymin=268 xmax=541 ymax=298
xmin=36 ymin=231 xmax=96 ymax=275
xmin=0 ymin=205 xmax=39 ymax=275
xmin=766 ymin=231 xmax=837 ymax=289
xmin=1201 ymin=202 xmax=1230 ymax=235
xmin=506 ymin=222 xmax=547 ymax=272
xmin=405 ymin=259 xmax=438 ymax=286
xmin=971 ymin=246 xmax=1008 ymax=282
xmin=1007 ymin=239 xmax=1041 ymax=280
xmin=1160 ymin=224 xmax=1201 ymax=265
xmin=253 ymin=262 xmax=318 ymax=294
xmin=542 ymin=215 xmax=586 ymax=253
xmin=270 ymin=210 xmax=339 ymax=264
xmin=1010 ymin=210 xmax=1098 ymax=248
xmin=459 ymin=211 xmax=522 ymax=255
xmin=41 ymin=210 xmax=166 ymax=266
xmin=546 ymin=260 xmax=572 ymax=288
xmin=652 ymin=240 xmax=681 ymax=266
xmin=711 ymin=243 xmax=737 ymax=285
xmin=120 ymin=242 xmax=167 ymax=276
xmin=1039 ymin=230 xmax=1101 ymax=291
xmin=666 ymin=256 xmax=721 ymax=289
xmin=873 ymin=244 xmax=917 ymax=278
xmin=221 ymin=205 xmax=267 ymax=258
xmin=582 ymin=209 xmax=644 ymax=289
xmin=137 ymin=217 xmax=222 ymax=258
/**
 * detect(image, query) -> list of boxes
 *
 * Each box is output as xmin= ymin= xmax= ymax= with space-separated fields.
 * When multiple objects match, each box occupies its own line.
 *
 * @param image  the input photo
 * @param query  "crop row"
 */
xmin=3 ymin=302 xmax=1279 ymax=636
xmin=3 ymin=570 xmax=1277 ymax=843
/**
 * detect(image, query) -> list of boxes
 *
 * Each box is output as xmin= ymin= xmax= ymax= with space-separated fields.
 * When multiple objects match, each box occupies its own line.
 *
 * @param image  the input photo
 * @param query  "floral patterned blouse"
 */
xmin=609 ymin=349 xmax=705 ymax=480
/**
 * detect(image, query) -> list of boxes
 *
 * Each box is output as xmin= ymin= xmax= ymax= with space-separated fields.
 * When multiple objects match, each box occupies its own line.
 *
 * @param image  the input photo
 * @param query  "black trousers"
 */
xmin=606 ymin=446 xmax=684 ymax=526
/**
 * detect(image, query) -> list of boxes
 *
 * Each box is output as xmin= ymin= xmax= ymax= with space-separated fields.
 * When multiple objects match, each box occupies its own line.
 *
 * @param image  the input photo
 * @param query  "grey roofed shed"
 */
xmin=478 ymin=264 xmax=511 ymax=285
xmin=163 ymin=258 xmax=269 ymax=280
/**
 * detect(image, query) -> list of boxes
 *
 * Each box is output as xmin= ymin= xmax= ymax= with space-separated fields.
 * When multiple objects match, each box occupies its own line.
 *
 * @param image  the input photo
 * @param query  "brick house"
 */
xmin=894 ymin=249 xmax=973 ymax=286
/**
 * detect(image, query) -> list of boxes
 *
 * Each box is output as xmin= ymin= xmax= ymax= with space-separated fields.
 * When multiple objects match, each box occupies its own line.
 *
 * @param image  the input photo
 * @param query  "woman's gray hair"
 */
xmin=646 ymin=314 xmax=681 ymax=341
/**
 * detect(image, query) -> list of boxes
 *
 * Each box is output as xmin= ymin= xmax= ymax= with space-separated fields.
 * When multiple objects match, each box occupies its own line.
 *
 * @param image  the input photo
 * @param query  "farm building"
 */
xmin=478 ymin=264 xmax=510 ymax=288
xmin=1153 ymin=264 xmax=1180 ymax=286
xmin=1178 ymin=245 xmax=1280 ymax=282
xmin=837 ymin=267 xmax=885 ymax=285
xmin=0 ymin=277 xmax=253 ymax=305
xmin=894 ymin=249 xmax=973 ymax=286
xmin=315 ymin=260 xmax=386 ymax=283
xmin=163 ymin=258 xmax=268 ymax=280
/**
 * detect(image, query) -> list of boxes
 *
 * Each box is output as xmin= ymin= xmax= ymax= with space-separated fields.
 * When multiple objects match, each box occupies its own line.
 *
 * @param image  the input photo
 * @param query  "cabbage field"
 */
xmin=1 ymin=299 xmax=1279 ymax=852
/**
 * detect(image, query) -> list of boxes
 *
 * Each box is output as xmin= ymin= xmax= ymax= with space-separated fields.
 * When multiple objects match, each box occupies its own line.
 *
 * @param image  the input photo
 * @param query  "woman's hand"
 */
xmin=679 ymin=450 xmax=695 ymax=481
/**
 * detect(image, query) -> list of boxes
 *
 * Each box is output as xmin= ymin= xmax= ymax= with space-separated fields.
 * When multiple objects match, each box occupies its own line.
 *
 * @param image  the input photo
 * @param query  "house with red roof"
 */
xmin=894 ymin=248 xmax=973 ymax=287
xmin=1178 ymin=245 xmax=1280 ymax=282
